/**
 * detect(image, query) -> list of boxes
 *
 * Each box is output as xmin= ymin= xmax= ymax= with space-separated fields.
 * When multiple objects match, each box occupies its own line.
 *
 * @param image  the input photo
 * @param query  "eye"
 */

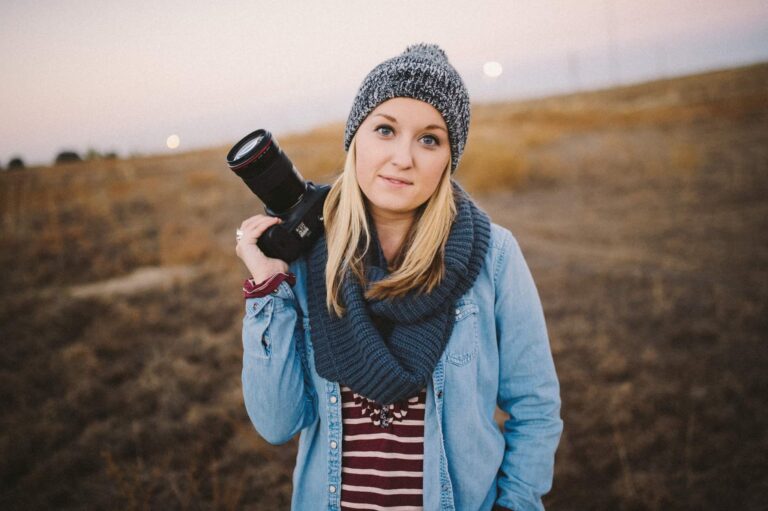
xmin=420 ymin=134 xmax=440 ymax=146
xmin=375 ymin=124 xmax=394 ymax=136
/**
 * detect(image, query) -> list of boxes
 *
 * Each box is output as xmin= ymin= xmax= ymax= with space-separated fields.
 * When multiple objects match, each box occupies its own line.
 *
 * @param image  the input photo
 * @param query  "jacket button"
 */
xmin=330 ymin=440 xmax=338 ymax=449
xmin=329 ymin=485 xmax=337 ymax=493
xmin=329 ymin=395 xmax=338 ymax=404
xmin=437 ymin=390 xmax=443 ymax=399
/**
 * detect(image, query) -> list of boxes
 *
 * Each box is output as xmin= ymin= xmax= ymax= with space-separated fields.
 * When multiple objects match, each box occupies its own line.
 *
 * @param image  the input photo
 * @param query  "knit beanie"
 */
xmin=343 ymin=43 xmax=471 ymax=173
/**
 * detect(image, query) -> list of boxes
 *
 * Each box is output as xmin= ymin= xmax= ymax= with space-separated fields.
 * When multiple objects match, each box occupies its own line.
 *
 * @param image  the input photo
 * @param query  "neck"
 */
xmin=370 ymin=210 xmax=415 ymax=265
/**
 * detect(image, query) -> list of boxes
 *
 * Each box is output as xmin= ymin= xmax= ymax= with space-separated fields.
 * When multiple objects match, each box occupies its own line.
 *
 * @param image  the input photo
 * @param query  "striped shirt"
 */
xmin=340 ymin=385 xmax=427 ymax=511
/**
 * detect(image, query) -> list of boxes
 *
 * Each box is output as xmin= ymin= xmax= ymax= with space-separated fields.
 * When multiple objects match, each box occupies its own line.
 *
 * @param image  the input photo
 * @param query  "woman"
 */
xmin=236 ymin=43 xmax=562 ymax=511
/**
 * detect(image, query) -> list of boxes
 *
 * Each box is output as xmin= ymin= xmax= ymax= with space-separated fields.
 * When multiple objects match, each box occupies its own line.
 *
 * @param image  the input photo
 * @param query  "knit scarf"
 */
xmin=306 ymin=181 xmax=491 ymax=405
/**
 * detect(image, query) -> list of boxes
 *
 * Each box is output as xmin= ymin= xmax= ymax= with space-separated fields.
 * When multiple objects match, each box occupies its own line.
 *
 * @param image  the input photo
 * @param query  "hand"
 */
xmin=235 ymin=214 xmax=290 ymax=281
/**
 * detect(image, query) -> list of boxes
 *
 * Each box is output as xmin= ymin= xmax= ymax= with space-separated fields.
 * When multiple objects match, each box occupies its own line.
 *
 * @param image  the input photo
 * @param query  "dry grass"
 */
xmin=1 ymin=61 xmax=767 ymax=510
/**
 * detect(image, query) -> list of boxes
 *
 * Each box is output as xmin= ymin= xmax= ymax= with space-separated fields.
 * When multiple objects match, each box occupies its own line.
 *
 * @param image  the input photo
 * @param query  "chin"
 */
xmin=370 ymin=201 xmax=418 ymax=216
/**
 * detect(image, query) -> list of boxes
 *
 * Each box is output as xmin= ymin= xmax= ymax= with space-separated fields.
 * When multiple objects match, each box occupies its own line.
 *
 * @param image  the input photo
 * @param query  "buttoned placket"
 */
xmin=432 ymin=358 xmax=456 ymax=510
xmin=326 ymin=381 xmax=342 ymax=510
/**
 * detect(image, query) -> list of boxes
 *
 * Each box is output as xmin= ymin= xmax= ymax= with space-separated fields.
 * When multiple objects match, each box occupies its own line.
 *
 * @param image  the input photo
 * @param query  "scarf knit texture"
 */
xmin=307 ymin=181 xmax=491 ymax=405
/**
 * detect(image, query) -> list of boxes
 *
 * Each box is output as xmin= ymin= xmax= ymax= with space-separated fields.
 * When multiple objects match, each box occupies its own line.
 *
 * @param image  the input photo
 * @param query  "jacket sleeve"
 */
xmin=494 ymin=229 xmax=563 ymax=511
xmin=241 ymin=278 xmax=317 ymax=445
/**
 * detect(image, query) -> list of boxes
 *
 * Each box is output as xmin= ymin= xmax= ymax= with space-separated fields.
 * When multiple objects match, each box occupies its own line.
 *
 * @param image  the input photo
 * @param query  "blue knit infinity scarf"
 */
xmin=306 ymin=181 xmax=491 ymax=405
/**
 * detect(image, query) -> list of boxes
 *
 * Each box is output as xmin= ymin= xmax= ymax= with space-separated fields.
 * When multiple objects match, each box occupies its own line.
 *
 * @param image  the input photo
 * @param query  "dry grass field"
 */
xmin=1 ymin=61 xmax=767 ymax=510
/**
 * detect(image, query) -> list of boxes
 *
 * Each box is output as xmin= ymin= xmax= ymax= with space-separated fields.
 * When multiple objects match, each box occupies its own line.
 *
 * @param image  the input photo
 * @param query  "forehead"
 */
xmin=369 ymin=97 xmax=446 ymax=127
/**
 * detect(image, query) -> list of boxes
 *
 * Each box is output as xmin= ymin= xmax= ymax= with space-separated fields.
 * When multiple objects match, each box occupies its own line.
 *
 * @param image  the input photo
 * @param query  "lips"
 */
xmin=380 ymin=175 xmax=413 ymax=185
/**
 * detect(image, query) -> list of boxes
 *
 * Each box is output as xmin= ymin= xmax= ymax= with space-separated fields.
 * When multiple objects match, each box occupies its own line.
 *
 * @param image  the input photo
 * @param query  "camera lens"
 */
xmin=233 ymin=135 xmax=263 ymax=161
xmin=226 ymin=129 xmax=307 ymax=214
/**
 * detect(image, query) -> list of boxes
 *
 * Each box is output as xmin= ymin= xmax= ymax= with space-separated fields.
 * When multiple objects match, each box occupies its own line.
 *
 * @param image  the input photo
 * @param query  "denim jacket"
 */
xmin=241 ymin=223 xmax=563 ymax=511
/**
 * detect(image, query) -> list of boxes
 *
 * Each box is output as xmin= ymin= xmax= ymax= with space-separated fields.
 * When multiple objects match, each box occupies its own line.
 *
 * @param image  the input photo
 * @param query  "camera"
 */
xmin=226 ymin=129 xmax=330 ymax=263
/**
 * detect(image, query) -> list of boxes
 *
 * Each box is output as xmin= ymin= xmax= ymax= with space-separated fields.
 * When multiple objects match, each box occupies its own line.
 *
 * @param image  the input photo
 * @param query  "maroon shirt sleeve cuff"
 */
xmin=243 ymin=272 xmax=296 ymax=298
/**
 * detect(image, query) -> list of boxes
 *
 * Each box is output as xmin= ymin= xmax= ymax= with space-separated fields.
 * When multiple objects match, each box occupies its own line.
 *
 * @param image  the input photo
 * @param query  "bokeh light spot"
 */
xmin=483 ymin=61 xmax=503 ymax=78
xmin=166 ymin=134 xmax=180 ymax=149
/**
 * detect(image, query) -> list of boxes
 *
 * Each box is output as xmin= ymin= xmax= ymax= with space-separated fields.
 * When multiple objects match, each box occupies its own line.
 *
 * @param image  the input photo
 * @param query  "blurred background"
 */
xmin=1 ymin=1 xmax=767 ymax=510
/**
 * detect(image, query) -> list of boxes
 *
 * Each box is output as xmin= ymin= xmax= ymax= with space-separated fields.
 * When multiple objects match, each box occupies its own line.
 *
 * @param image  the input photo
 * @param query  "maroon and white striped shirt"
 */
xmin=340 ymin=385 xmax=427 ymax=511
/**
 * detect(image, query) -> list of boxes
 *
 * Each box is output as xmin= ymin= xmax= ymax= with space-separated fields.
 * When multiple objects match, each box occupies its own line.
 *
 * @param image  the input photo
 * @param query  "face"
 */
xmin=354 ymin=97 xmax=451 ymax=223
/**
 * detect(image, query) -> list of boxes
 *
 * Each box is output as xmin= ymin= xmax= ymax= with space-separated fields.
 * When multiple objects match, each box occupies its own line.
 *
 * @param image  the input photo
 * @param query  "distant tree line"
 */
xmin=1 ymin=148 xmax=119 ymax=171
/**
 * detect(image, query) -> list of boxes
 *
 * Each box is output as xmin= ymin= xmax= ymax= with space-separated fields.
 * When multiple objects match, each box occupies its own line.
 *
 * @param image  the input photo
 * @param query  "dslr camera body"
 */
xmin=227 ymin=129 xmax=330 ymax=263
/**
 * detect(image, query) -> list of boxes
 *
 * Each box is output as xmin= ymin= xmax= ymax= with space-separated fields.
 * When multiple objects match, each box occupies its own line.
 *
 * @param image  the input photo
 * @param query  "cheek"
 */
xmin=418 ymin=176 xmax=442 ymax=201
xmin=354 ymin=159 xmax=373 ymax=188
xmin=421 ymin=162 xmax=448 ymax=193
xmin=355 ymin=141 xmax=379 ymax=175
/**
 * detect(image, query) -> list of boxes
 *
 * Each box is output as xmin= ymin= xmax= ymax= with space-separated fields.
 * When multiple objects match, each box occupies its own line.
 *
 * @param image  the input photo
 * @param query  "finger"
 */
xmin=240 ymin=214 xmax=267 ymax=229
xmin=243 ymin=216 xmax=282 ymax=238
xmin=241 ymin=214 xmax=279 ymax=230
xmin=241 ymin=216 xmax=278 ymax=236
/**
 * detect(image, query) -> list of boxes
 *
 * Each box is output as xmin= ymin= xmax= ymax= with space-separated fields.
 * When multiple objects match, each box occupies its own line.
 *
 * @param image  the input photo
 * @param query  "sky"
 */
xmin=1 ymin=0 xmax=767 ymax=166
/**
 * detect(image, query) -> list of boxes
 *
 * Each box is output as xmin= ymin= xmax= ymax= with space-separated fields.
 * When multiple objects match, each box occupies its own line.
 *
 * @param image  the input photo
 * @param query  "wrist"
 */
xmin=248 ymin=266 xmax=289 ymax=284
xmin=244 ymin=258 xmax=289 ymax=283
xmin=243 ymin=272 xmax=296 ymax=298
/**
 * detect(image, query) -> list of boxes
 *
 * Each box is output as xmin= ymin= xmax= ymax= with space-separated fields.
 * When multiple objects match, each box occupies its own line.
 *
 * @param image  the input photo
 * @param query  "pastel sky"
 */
xmin=1 ymin=0 xmax=767 ymax=166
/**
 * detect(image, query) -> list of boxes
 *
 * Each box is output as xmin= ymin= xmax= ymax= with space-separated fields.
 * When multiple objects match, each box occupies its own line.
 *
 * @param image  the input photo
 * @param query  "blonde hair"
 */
xmin=322 ymin=136 xmax=456 ymax=317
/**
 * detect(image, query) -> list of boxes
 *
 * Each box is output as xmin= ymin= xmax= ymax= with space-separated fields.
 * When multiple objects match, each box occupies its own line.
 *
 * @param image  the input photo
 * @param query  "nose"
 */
xmin=390 ymin=138 xmax=414 ymax=169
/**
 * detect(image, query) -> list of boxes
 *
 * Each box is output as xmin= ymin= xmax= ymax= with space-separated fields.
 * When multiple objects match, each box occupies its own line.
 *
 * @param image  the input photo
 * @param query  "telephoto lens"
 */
xmin=226 ymin=129 xmax=330 ymax=262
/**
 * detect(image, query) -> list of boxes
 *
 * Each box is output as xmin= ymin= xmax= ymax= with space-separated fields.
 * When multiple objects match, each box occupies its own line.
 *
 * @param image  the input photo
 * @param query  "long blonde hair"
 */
xmin=322 ymin=136 xmax=457 ymax=317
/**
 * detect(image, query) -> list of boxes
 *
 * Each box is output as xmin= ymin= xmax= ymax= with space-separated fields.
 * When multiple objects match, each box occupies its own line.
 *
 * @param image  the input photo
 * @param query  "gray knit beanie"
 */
xmin=343 ymin=43 xmax=471 ymax=173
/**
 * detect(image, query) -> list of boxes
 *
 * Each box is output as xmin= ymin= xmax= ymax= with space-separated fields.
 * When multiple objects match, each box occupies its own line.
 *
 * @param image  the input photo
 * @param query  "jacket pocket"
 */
xmin=445 ymin=300 xmax=480 ymax=366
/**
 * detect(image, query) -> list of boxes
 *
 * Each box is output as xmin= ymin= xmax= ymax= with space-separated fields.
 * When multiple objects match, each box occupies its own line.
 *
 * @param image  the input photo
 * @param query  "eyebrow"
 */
xmin=372 ymin=113 xmax=447 ymax=132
